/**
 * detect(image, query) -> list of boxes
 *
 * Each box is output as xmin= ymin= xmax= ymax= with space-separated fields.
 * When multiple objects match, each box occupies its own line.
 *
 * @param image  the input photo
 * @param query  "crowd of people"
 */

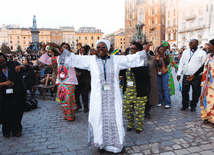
xmin=0 ymin=38 xmax=213 ymax=154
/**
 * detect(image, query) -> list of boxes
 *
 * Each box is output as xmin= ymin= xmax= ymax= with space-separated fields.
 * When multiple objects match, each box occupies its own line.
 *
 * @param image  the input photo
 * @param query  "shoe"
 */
xmin=84 ymin=109 xmax=89 ymax=113
xmin=191 ymin=107 xmax=196 ymax=112
xmin=3 ymin=135 xmax=9 ymax=138
xmin=145 ymin=115 xmax=151 ymax=119
xmin=136 ymin=129 xmax=142 ymax=133
xmin=16 ymin=133 xmax=22 ymax=137
xmin=165 ymin=105 xmax=171 ymax=109
xmin=75 ymin=106 xmax=82 ymax=111
xmin=158 ymin=104 xmax=162 ymax=107
xmin=68 ymin=117 xmax=75 ymax=122
xmin=98 ymin=148 xmax=105 ymax=154
xmin=203 ymin=119 xmax=210 ymax=124
xmin=180 ymin=106 xmax=187 ymax=111
xmin=126 ymin=127 xmax=132 ymax=132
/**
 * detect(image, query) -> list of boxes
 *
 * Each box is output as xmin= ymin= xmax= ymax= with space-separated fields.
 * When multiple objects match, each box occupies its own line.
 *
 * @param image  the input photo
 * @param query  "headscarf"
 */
xmin=95 ymin=39 xmax=111 ymax=51
xmin=162 ymin=40 xmax=169 ymax=47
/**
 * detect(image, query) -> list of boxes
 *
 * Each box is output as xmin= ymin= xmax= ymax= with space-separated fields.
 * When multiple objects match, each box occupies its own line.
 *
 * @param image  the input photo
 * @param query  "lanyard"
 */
xmin=101 ymin=55 xmax=108 ymax=81
xmin=2 ymin=66 xmax=8 ymax=79
xmin=188 ymin=49 xmax=196 ymax=62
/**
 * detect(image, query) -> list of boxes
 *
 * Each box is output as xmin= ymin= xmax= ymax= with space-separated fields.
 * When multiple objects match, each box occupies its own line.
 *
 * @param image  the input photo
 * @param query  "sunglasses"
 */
xmin=97 ymin=46 xmax=107 ymax=49
xmin=130 ymin=48 xmax=137 ymax=50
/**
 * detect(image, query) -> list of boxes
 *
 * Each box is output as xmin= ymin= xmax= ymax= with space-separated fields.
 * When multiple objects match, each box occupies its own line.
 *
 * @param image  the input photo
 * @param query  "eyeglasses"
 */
xmin=97 ymin=46 xmax=107 ymax=49
xmin=130 ymin=48 xmax=137 ymax=50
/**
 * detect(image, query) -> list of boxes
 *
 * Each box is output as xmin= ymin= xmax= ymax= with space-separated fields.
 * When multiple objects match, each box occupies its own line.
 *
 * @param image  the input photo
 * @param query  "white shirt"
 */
xmin=177 ymin=48 xmax=206 ymax=76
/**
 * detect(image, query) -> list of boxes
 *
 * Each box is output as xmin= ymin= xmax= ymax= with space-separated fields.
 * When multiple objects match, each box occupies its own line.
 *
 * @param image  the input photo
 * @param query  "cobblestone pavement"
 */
xmin=1 ymin=69 xmax=214 ymax=155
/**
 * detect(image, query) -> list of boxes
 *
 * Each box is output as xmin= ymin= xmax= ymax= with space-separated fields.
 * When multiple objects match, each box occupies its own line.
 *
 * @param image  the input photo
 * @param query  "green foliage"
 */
xmin=17 ymin=45 xmax=22 ymax=53
xmin=0 ymin=43 xmax=11 ymax=54
xmin=47 ymin=46 xmax=57 ymax=51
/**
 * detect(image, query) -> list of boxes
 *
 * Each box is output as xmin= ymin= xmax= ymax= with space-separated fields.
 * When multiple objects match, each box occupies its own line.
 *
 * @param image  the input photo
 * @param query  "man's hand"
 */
xmin=145 ymin=42 xmax=153 ymax=53
xmin=4 ymin=80 xmax=14 ymax=87
xmin=187 ymin=75 xmax=195 ymax=82
xmin=177 ymin=75 xmax=181 ymax=82
xmin=15 ymin=65 xmax=26 ymax=72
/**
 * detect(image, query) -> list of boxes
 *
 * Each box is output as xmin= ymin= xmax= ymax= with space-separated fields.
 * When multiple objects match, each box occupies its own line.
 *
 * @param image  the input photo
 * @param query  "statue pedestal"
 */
xmin=31 ymin=29 xmax=39 ymax=43
xmin=29 ymin=29 xmax=40 ymax=53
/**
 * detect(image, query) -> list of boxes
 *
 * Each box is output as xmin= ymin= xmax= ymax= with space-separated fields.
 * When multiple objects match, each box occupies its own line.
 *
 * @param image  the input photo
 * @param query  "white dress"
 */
xmin=60 ymin=49 xmax=148 ymax=153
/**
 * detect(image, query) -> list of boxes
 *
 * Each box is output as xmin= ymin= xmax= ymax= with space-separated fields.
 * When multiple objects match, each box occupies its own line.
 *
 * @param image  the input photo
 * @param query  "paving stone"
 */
xmin=160 ymin=152 xmax=176 ymax=155
xmin=172 ymin=144 xmax=182 ymax=150
xmin=187 ymin=146 xmax=203 ymax=153
xmin=174 ymin=149 xmax=190 ymax=155
xmin=142 ymin=149 xmax=151 ymax=155
xmin=199 ymin=150 xmax=214 ymax=155
xmin=199 ymin=144 xmax=214 ymax=150
xmin=161 ymin=141 xmax=175 ymax=146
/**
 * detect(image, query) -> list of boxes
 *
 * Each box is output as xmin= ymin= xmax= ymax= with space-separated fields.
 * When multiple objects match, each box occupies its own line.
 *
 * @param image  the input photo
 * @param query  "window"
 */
xmin=91 ymin=36 xmax=94 ymax=40
xmin=58 ymin=39 xmax=62 ymax=43
xmin=182 ymin=34 xmax=186 ymax=41
xmin=152 ymin=20 xmax=154 ymax=25
xmin=190 ymin=33 xmax=195 ymax=40
xmin=17 ymin=41 xmax=19 ymax=43
xmin=162 ymin=6 xmax=164 ymax=14
xmin=168 ymin=11 xmax=170 ymax=18
xmin=199 ymin=6 xmax=203 ymax=15
xmin=23 ymin=37 xmax=26 ymax=39
xmin=174 ymin=9 xmax=176 ymax=16
xmin=52 ymin=39 xmax=56 ymax=43
xmin=199 ymin=18 xmax=203 ymax=26
xmin=28 ymin=36 xmax=30 ymax=39
xmin=182 ymin=12 xmax=186 ymax=20
xmin=152 ymin=9 xmax=154 ymax=15
xmin=130 ymin=13 xmax=132 ymax=19
xmin=17 ymin=36 xmax=19 ymax=39
xmin=168 ymin=33 xmax=171 ymax=40
xmin=41 ymin=36 xmax=44 ymax=39
xmin=162 ymin=18 xmax=165 ymax=24
xmin=182 ymin=22 xmax=186 ymax=29
xmin=97 ymin=36 xmax=100 ymax=40
xmin=121 ymin=46 xmax=122 ymax=49
xmin=46 ymin=36 xmax=48 ymax=39
xmin=79 ymin=36 xmax=81 ymax=40
xmin=198 ymin=31 xmax=203 ymax=40
xmin=190 ymin=9 xmax=194 ymax=16
xmin=58 ymin=33 xmax=61 ymax=36
xmin=11 ymin=46 xmax=13 ymax=50
xmin=121 ymin=42 xmax=122 ymax=44
xmin=151 ymin=0 xmax=154 ymax=4
xmin=10 ymin=41 xmax=12 ymax=43
xmin=10 ymin=36 xmax=12 ymax=39
xmin=168 ymin=20 xmax=170 ymax=27
xmin=190 ymin=21 xmax=194 ymax=27
xmin=91 ymin=43 xmax=94 ymax=47
xmin=173 ymin=32 xmax=176 ymax=40
xmin=173 ymin=19 xmax=176 ymax=26
xmin=206 ymin=4 xmax=208 ymax=12
xmin=52 ymin=33 xmax=55 ymax=37
xmin=24 ymin=42 xmax=26 ymax=44
xmin=85 ymin=36 xmax=87 ymax=40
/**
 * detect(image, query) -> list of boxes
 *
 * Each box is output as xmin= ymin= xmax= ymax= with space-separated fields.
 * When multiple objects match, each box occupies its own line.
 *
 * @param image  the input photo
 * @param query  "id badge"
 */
xmin=6 ymin=89 xmax=13 ymax=94
xmin=127 ymin=81 xmax=134 ymax=87
xmin=102 ymin=85 xmax=110 ymax=91
xmin=158 ymin=72 xmax=162 ymax=75
xmin=60 ymin=73 xmax=65 ymax=78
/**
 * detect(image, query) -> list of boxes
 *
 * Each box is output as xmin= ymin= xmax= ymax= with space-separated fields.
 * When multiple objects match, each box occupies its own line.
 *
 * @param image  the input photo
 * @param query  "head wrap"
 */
xmin=162 ymin=40 xmax=169 ymax=47
xmin=96 ymin=39 xmax=111 ymax=51
xmin=210 ymin=39 xmax=214 ymax=46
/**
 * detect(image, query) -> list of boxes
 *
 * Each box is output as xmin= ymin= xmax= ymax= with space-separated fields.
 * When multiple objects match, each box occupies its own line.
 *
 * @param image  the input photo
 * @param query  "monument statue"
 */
xmin=33 ymin=15 xmax=37 ymax=29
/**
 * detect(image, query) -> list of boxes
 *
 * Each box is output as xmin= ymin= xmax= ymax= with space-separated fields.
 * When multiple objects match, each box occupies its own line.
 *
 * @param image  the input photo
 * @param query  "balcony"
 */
xmin=178 ymin=29 xmax=186 ymax=33
xmin=185 ymin=15 xmax=196 ymax=21
xmin=194 ymin=25 xmax=205 ymax=30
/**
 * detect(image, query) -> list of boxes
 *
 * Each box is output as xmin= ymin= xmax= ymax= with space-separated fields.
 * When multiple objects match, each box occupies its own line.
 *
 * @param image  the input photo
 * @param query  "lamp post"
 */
xmin=136 ymin=21 xmax=145 ymax=42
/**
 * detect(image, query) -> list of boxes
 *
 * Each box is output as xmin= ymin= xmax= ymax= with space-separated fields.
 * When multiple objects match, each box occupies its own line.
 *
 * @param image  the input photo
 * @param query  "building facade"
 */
xmin=50 ymin=29 xmax=63 ymax=45
xmin=59 ymin=26 xmax=77 ymax=51
xmin=75 ymin=27 xmax=104 ymax=48
xmin=165 ymin=0 xmax=178 ymax=48
xmin=177 ymin=0 xmax=213 ymax=48
xmin=125 ymin=0 xmax=166 ymax=50
xmin=0 ymin=24 xmax=8 ymax=46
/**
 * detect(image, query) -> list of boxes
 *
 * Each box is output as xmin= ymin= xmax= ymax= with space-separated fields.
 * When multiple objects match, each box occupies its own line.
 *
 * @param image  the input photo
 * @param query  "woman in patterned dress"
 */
xmin=39 ymin=43 xmax=78 ymax=121
xmin=200 ymin=39 xmax=214 ymax=127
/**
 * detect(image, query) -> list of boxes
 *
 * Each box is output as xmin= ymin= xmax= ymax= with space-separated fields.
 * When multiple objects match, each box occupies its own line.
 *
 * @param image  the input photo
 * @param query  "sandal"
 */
xmin=68 ymin=117 xmax=75 ymax=122
xmin=63 ymin=117 xmax=67 ymax=120
xmin=203 ymin=119 xmax=210 ymax=124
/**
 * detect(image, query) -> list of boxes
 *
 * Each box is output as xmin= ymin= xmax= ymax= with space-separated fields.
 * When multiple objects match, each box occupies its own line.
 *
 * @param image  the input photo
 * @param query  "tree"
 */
xmin=0 ymin=43 xmax=11 ymax=54
xmin=17 ymin=45 xmax=23 ymax=53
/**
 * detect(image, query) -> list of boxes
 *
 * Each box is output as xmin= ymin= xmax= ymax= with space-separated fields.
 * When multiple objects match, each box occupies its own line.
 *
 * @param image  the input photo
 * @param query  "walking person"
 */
xmin=39 ymin=43 xmax=78 ymax=121
xmin=200 ymin=39 xmax=214 ymax=126
xmin=0 ymin=53 xmax=29 ymax=138
xmin=47 ymin=39 xmax=148 ymax=153
xmin=121 ymin=42 xmax=150 ymax=133
xmin=177 ymin=39 xmax=206 ymax=112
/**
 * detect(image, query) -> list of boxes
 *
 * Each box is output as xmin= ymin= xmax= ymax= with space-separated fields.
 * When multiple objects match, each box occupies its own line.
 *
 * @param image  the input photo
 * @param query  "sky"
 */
xmin=0 ymin=0 xmax=125 ymax=37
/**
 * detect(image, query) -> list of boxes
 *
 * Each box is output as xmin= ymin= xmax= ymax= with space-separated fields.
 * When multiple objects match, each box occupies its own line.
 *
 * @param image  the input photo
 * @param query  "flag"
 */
xmin=111 ymin=49 xmax=119 ymax=55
